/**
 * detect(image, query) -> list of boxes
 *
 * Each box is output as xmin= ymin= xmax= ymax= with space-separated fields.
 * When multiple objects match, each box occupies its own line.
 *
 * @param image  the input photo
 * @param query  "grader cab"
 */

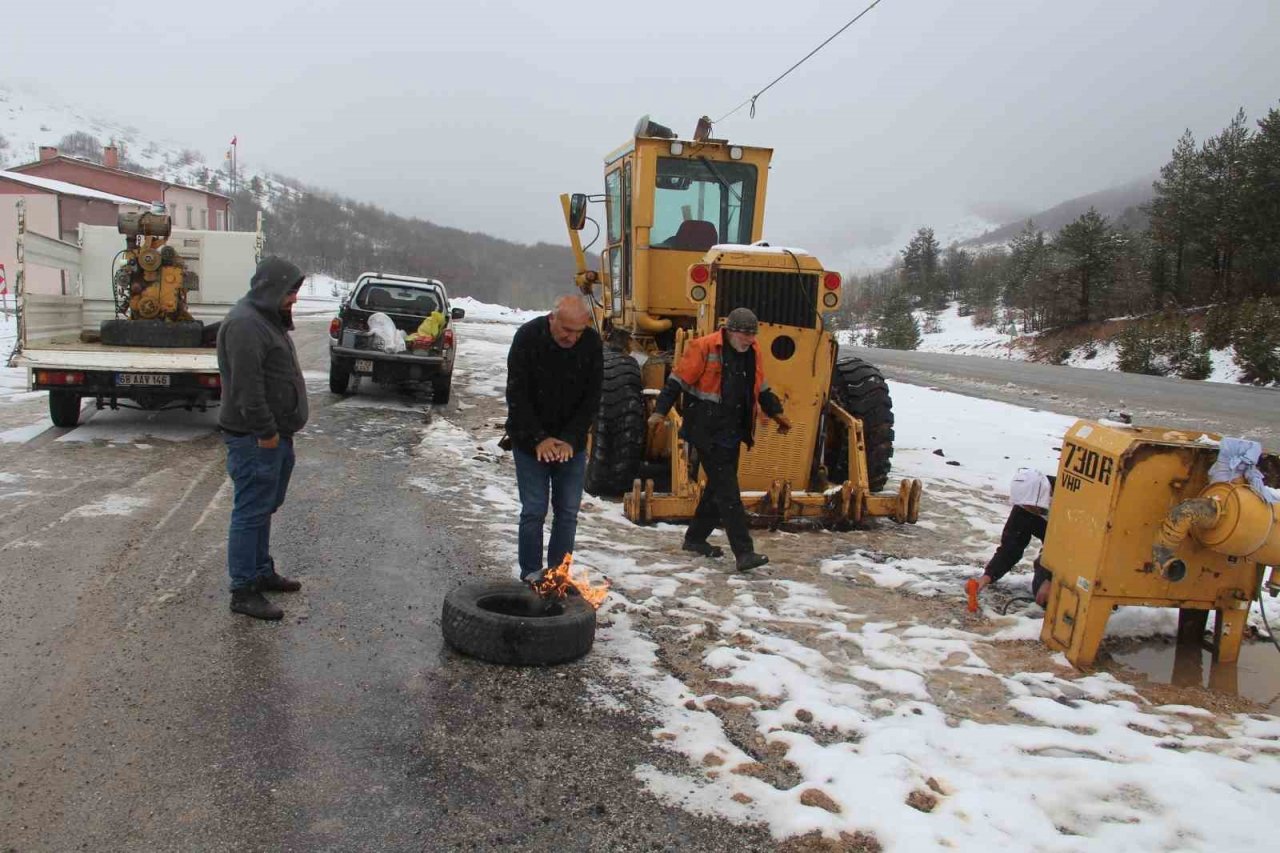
xmin=560 ymin=116 xmax=921 ymax=527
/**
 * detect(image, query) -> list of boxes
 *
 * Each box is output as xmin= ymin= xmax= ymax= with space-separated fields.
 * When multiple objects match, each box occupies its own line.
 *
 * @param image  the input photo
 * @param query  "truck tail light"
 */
xmin=823 ymin=271 xmax=842 ymax=290
xmin=328 ymin=317 xmax=341 ymax=337
xmin=35 ymin=370 xmax=85 ymax=385
xmin=690 ymin=264 xmax=710 ymax=284
xmin=198 ymin=374 xmax=221 ymax=389
xmin=443 ymin=329 xmax=455 ymax=349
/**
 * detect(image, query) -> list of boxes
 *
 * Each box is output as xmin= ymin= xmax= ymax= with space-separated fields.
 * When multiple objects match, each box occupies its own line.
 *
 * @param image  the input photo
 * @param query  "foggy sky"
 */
xmin=4 ymin=0 xmax=1277 ymax=266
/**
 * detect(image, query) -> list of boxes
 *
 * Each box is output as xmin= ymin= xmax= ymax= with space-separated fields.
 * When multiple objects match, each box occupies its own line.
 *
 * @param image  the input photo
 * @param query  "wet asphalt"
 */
xmin=0 ymin=322 xmax=778 ymax=852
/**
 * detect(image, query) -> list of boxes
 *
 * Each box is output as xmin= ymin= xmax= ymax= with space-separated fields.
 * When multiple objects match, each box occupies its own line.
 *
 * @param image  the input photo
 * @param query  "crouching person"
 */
xmin=966 ymin=468 xmax=1055 ymax=611
xmin=217 ymin=257 xmax=309 ymax=620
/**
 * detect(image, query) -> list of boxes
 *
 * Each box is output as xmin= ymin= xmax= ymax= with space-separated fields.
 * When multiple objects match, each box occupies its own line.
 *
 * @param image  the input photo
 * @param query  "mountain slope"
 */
xmin=964 ymin=175 xmax=1157 ymax=246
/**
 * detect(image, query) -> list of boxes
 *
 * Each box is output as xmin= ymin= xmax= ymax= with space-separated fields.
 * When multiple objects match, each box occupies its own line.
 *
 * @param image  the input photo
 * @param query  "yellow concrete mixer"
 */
xmin=1041 ymin=420 xmax=1279 ymax=669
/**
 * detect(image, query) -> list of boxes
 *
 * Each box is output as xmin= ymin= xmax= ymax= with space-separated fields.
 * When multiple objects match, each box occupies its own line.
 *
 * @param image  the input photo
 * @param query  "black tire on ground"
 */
xmin=584 ymin=348 xmax=646 ymax=496
xmin=100 ymin=319 xmax=203 ymax=348
xmin=441 ymin=581 xmax=596 ymax=666
xmin=431 ymin=374 xmax=452 ymax=405
xmin=329 ymin=358 xmax=352 ymax=395
xmin=826 ymin=356 xmax=895 ymax=492
xmin=49 ymin=390 xmax=81 ymax=428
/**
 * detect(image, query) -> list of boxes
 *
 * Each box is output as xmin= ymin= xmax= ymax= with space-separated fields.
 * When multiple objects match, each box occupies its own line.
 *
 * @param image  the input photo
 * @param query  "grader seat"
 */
xmin=668 ymin=219 xmax=718 ymax=251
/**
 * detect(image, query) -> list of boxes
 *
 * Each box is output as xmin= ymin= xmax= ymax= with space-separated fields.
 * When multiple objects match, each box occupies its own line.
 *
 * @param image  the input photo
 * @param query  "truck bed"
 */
xmin=13 ymin=339 xmax=218 ymax=373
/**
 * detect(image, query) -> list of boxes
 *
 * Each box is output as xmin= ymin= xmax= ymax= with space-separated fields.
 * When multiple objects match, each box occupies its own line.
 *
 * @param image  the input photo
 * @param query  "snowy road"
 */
xmin=846 ymin=345 xmax=1280 ymax=448
xmin=0 ymin=305 xmax=1277 ymax=851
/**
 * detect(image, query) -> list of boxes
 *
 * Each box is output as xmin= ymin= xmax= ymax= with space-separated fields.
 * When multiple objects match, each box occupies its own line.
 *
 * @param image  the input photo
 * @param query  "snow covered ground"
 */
xmin=4 ymin=287 xmax=1277 ymax=848
xmin=419 ymin=319 xmax=1280 ymax=851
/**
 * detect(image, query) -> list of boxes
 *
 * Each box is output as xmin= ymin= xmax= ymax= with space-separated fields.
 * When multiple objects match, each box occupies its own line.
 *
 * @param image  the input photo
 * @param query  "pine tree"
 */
xmin=1146 ymin=130 xmax=1205 ymax=303
xmin=1200 ymin=109 xmax=1252 ymax=300
xmin=900 ymin=227 xmax=942 ymax=309
xmin=1056 ymin=208 xmax=1117 ymax=324
xmin=1005 ymin=222 xmax=1049 ymax=331
xmin=1117 ymin=322 xmax=1161 ymax=375
xmin=871 ymin=288 xmax=921 ymax=350
xmin=1230 ymin=298 xmax=1280 ymax=385
xmin=943 ymin=245 xmax=974 ymax=310
xmin=1245 ymin=107 xmax=1280 ymax=295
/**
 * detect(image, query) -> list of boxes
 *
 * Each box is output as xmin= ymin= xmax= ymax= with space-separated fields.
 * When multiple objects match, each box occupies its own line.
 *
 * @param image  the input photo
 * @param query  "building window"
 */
xmin=186 ymin=206 xmax=193 ymax=228
xmin=216 ymin=209 xmax=226 ymax=230
xmin=201 ymin=209 xmax=208 ymax=229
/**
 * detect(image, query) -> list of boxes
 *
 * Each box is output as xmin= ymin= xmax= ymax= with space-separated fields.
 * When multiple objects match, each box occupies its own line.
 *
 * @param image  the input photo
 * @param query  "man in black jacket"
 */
xmin=217 ymin=257 xmax=309 ymax=620
xmin=505 ymin=295 xmax=603 ymax=580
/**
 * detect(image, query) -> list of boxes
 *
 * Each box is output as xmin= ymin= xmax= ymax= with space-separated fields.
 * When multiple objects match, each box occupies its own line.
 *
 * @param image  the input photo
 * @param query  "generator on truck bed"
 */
xmin=6 ymin=198 xmax=261 ymax=427
xmin=560 ymin=116 xmax=921 ymax=527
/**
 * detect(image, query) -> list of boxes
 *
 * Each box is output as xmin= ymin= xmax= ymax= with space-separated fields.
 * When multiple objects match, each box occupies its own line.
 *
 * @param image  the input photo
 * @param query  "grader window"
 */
xmin=651 ymin=158 xmax=756 ymax=250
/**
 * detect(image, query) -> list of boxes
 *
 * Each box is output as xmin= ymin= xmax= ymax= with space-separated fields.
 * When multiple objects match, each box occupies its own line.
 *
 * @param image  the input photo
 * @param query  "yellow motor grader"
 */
xmin=560 ymin=117 xmax=921 ymax=527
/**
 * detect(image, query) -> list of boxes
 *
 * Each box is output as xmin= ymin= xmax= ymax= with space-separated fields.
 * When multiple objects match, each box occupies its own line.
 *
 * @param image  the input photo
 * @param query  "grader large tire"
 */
xmin=584 ymin=348 xmax=646 ymax=497
xmin=826 ymin=356 xmax=895 ymax=492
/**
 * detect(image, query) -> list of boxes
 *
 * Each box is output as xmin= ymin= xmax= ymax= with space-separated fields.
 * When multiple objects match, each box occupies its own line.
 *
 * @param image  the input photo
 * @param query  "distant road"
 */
xmin=844 ymin=346 xmax=1280 ymax=448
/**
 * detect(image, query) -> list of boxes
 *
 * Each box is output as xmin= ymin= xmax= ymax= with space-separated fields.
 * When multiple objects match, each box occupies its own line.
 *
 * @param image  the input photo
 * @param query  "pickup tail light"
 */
xmin=328 ymin=317 xmax=341 ymax=337
xmin=443 ymin=329 xmax=454 ymax=349
xmin=198 ymin=374 xmax=221 ymax=389
xmin=35 ymin=370 xmax=85 ymax=385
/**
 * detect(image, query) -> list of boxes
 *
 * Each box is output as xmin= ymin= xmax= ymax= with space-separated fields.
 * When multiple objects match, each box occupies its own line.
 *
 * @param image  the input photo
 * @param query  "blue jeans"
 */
xmin=224 ymin=433 xmax=295 ymax=591
xmin=513 ymin=448 xmax=587 ymax=580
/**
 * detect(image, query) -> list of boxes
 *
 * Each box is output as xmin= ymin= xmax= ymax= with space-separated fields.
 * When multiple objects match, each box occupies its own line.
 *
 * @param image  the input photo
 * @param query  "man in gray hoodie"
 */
xmin=217 ymin=257 xmax=310 ymax=620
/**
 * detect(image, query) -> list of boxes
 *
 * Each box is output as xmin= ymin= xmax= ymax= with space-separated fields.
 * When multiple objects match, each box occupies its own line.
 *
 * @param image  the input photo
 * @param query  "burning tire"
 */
xmin=584 ymin=348 xmax=646 ymax=496
xmin=826 ymin=356 xmax=895 ymax=492
xmin=441 ymin=581 xmax=596 ymax=666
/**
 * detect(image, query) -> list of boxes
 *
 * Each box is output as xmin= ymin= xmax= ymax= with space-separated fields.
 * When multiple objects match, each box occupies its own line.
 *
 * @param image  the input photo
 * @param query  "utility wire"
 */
xmin=713 ymin=0 xmax=887 ymax=125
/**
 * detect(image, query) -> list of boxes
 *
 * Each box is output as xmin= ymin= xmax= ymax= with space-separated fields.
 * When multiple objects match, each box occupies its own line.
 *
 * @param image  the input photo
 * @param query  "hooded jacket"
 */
xmin=216 ymin=257 xmax=309 ymax=438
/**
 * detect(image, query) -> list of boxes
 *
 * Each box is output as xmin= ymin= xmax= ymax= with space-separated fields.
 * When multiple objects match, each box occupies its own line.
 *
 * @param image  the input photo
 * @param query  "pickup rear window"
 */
xmin=356 ymin=283 xmax=442 ymax=316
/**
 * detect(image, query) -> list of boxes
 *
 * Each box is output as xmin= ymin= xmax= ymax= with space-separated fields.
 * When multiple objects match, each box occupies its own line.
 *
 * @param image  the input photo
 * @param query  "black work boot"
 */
xmin=735 ymin=552 xmax=769 ymax=572
xmin=257 ymin=572 xmax=302 ymax=593
xmin=230 ymin=589 xmax=284 ymax=621
xmin=682 ymin=539 xmax=724 ymax=558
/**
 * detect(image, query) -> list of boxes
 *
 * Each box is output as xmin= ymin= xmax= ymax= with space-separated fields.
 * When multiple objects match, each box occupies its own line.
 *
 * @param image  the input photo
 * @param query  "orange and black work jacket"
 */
xmin=653 ymin=329 xmax=783 ymax=449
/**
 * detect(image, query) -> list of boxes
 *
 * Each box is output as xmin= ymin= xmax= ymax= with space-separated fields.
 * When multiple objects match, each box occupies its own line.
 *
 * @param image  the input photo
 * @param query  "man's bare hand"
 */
xmin=774 ymin=415 xmax=792 ymax=435
xmin=257 ymin=433 xmax=280 ymax=449
xmin=536 ymin=437 xmax=574 ymax=463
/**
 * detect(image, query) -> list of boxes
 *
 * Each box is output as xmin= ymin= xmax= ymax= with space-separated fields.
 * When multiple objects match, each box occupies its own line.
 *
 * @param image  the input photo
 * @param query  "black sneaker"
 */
xmin=682 ymin=539 xmax=724 ymax=558
xmin=257 ymin=572 xmax=302 ymax=593
xmin=230 ymin=589 xmax=284 ymax=620
xmin=735 ymin=552 xmax=769 ymax=572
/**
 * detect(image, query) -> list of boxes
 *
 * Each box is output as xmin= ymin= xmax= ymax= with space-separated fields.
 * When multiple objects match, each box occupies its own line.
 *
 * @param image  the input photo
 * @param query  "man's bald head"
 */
xmin=549 ymin=294 xmax=592 ymax=348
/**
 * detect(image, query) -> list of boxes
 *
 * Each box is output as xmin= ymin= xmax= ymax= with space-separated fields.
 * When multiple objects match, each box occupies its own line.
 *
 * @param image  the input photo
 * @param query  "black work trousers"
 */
xmin=685 ymin=442 xmax=754 ymax=557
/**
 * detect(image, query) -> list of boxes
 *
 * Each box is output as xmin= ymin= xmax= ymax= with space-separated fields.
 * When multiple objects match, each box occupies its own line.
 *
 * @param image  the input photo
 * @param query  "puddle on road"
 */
xmin=1112 ymin=639 xmax=1280 ymax=712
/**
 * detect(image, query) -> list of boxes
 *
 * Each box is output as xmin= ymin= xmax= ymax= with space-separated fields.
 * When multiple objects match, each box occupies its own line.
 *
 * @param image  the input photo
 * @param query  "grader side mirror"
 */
xmin=568 ymin=194 xmax=588 ymax=231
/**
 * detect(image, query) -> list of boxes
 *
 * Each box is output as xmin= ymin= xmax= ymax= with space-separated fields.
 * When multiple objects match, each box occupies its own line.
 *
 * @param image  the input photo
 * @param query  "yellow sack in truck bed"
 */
xmin=416 ymin=312 xmax=445 ymax=339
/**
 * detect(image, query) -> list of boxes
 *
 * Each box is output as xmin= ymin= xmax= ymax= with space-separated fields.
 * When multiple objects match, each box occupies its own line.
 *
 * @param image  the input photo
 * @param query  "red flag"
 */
xmin=230 ymin=135 xmax=237 ymax=146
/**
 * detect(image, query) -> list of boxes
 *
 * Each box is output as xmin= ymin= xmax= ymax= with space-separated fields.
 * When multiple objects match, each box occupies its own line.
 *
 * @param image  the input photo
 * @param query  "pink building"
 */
xmin=9 ymin=145 xmax=232 ymax=231
xmin=0 ymin=170 xmax=149 ymax=294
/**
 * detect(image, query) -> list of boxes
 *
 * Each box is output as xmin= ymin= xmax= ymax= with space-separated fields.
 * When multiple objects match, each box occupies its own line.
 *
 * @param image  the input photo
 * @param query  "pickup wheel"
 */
xmin=329 ymin=358 xmax=352 ymax=395
xmin=584 ymin=348 xmax=646 ymax=497
xmin=49 ymin=390 xmax=81 ymax=428
xmin=431 ymin=374 xmax=452 ymax=405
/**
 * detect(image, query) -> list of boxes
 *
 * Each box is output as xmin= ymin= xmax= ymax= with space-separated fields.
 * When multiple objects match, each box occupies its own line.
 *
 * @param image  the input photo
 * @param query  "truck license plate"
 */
xmin=354 ymin=359 xmax=374 ymax=374
xmin=116 ymin=373 xmax=171 ymax=386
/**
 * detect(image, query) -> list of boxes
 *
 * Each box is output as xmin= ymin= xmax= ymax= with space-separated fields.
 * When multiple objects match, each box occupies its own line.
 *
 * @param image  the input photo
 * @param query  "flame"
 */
xmin=530 ymin=553 xmax=610 ymax=609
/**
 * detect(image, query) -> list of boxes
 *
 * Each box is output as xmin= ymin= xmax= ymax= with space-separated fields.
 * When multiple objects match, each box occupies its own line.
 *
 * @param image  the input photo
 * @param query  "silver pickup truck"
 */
xmin=327 ymin=272 xmax=464 ymax=403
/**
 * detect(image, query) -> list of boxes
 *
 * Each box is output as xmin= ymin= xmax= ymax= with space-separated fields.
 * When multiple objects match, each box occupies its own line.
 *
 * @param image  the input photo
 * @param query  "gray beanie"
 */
xmin=725 ymin=307 xmax=759 ymax=334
